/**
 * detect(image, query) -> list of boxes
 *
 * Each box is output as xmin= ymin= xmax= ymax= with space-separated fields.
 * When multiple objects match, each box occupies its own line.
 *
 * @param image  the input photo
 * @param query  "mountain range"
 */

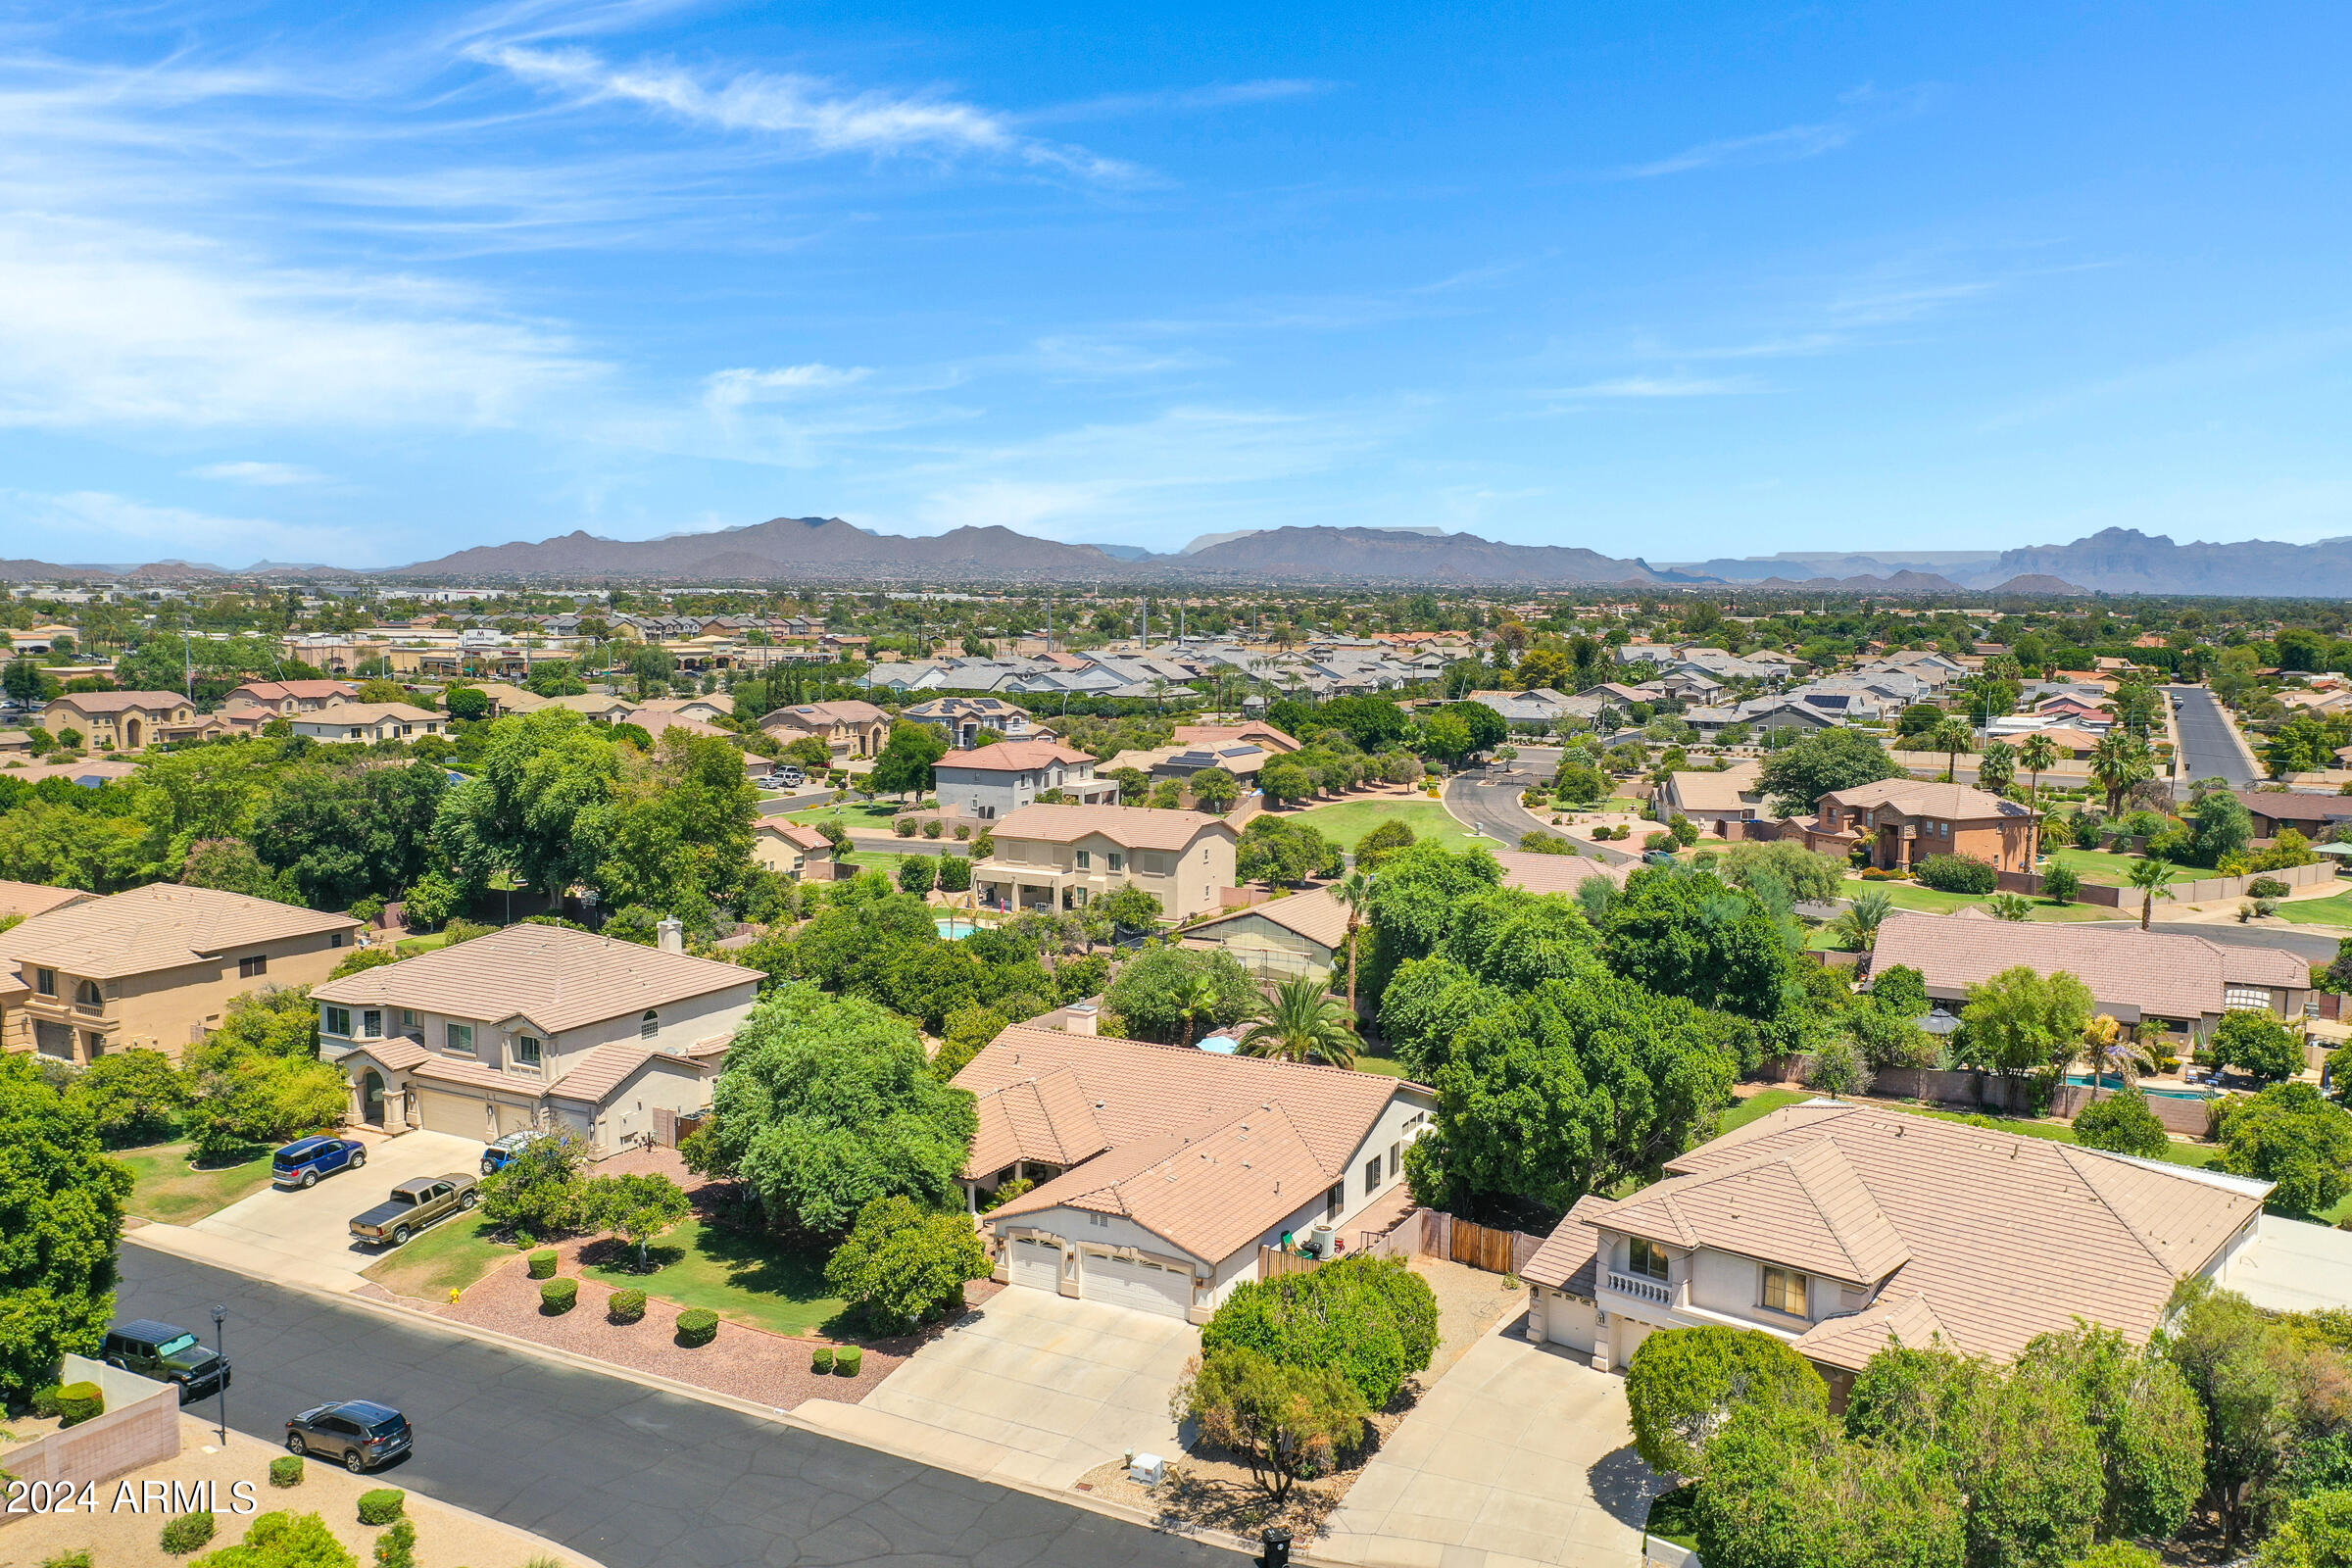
xmin=0 ymin=522 xmax=2341 ymax=595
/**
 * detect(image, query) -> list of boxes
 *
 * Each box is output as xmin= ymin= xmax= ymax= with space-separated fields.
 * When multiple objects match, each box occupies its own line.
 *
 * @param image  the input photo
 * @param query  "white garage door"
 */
xmin=416 ymin=1089 xmax=481 ymax=1137
xmin=495 ymin=1102 xmax=538 ymax=1138
xmin=1545 ymin=1293 xmax=1600 ymax=1354
xmin=1083 ymin=1253 xmax=1193 ymax=1318
xmin=1008 ymin=1236 xmax=1062 ymax=1292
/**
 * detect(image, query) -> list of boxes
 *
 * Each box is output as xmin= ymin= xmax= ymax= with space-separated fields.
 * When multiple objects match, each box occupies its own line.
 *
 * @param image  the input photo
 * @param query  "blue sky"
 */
xmin=2 ymin=1 xmax=2348 ymax=569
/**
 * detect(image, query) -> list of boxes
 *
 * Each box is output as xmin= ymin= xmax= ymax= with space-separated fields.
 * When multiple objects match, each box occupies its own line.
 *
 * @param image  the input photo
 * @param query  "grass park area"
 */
xmin=119 ymin=1142 xmax=275 ymax=1225
xmin=2271 ymin=890 xmax=2352 ymax=929
xmin=395 ymin=930 xmax=457 ymax=956
xmin=581 ymin=1218 xmax=848 ymax=1337
xmin=2039 ymin=847 xmax=2153 ymax=885
xmin=1285 ymin=798 xmax=1482 ymax=855
xmin=1837 ymin=878 xmax=2123 ymax=923
xmin=361 ymin=1211 xmax=518 ymax=1299
xmin=785 ymin=801 xmax=906 ymax=835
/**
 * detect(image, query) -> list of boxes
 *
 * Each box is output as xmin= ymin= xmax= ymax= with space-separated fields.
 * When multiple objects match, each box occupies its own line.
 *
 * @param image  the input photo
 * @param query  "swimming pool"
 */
xmin=2063 ymin=1073 xmax=2212 ymax=1101
xmin=934 ymin=917 xmax=982 ymax=940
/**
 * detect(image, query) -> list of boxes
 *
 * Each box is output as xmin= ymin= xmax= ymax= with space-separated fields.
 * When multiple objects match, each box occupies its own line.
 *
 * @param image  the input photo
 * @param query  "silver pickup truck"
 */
xmin=349 ymin=1172 xmax=479 ymax=1247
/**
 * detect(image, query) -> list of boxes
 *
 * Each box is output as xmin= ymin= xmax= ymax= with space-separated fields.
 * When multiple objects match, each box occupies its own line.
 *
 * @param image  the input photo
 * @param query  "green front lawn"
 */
xmin=2039 ymin=847 xmax=2150 ymax=885
xmin=1838 ymin=879 xmax=2122 ymax=923
xmin=396 ymin=931 xmax=456 ymax=955
xmin=787 ymin=802 xmax=906 ymax=834
xmin=838 ymin=850 xmax=908 ymax=878
xmin=2270 ymin=891 xmax=2352 ymax=928
xmin=1719 ymin=1088 xmax=1813 ymax=1135
xmin=1286 ymin=799 xmax=1482 ymax=856
xmin=361 ymin=1211 xmax=517 ymax=1299
xmin=119 ymin=1142 xmax=275 ymax=1225
xmin=581 ymin=1218 xmax=849 ymax=1337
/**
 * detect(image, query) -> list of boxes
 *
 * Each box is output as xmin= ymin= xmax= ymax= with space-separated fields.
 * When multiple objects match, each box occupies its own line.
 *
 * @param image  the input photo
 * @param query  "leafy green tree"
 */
xmin=1407 ymin=974 xmax=1736 ymax=1228
xmin=1756 ymin=727 xmax=1903 ymax=815
xmin=1625 ymin=1325 xmax=1827 ymax=1478
xmin=67 ymin=1049 xmax=188 ymax=1148
xmin=869 ymin=722 xmax=950 ymax=798
xmin=1317 ymin=696 xmax=1409 ymax=751
xmin=699 ymin=986 xmax=976 ymax=1239
xmin=2166 ymin=1282 xmax=2301 ymax=1549
xmin=897 ymin=855 xmax=936 ymax=895
xmin=1237 ymin=815 xmax=1335 ymax=886
xmin=1959 ymin=1353 xmax=2104 ymax=1568
xmin=1553 ymin=760 xmax=1607 ymax=805
xmin=179 ymin=838 xmax=301 ymax=904
xmin=2073 ymin=1091 xmax=2171 ymax=1157
xmin=1188 ymin=765 xmax=1240 ymax=813
xmin=580 ymin=1170 xmax=692 ymax=1271
xmin=2019 ymin=1325 xmax=2205 ymax=1544
xmin=2219 ymin=1082 xmax=2352 ymax=1213
xmin=1953 ymin=966 xmax=2093 ymax=1077
xmin=823 ymin=1193 xmax=993 ymax=1334
xmin=1103 ymin=946 xmax=1254 ymax=1044
xmin=1375 ymin=958 xmax=1508 ymax=1078
xmin=1359 ymin=840 xmax=1505 ymax=1000
xmin=2040 ymin=864 xmax=2082 ymax=905
xmin=0 ymin=1054 xmax=132 ymax=1396
xmin=2190 ymin=790 xmax=2254 ymax=869
xmin=1202 ymin=1254 xmax=1437 ymax=1408
xmin=433 ymin=710 xmax=621 ymax=901
xmin=585 ymin=730 xmax=759 ymax=917
xmin=1352 ymin=817 xmax=1417 ymax=868
xmin=1237 ymin=974 xmax=1356 ymax=1067
xmin=2256 ymin=1489 xmax=2352 ymax=1568
xmin=2215 ymin=1008 xmax=2306 ymax=1083
xmin=781 ymin=736 xmax=834 ymax=771
xmin=1098 ymin=881 xmax=1163 ymax=936
xmin=1694 ymin=1402 xmax=1965 ymax=1568
xmin=1601 ymin=867 xmax=1798 ymax=1034
xmin=477 ymin=1129 xmax=588 ymax=1239
xmin=1175 ymin=1346 xmax=1369 ymax=1504
xmin=929 ymin=1003 xmax=1008 ymax=1081
xmin=1719 ymin=841 xmax=1845 ymax=905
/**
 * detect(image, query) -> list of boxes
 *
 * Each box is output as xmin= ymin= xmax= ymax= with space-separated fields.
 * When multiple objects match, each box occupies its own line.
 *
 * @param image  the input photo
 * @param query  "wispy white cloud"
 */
xmin=1023 ymin=78 xmax=1333 ymax=125
xmin=1615 ymin=121 xmax=1852 ymax=179
xmin=474 ymin=44 xmax=1140 ymax=179
xmin=189 ymin=461 xmax=329 ymax=486
xmin=0 ymin=489 xmax=382 ymax=566
xmin=1544 ymin=374 xmax=1766 ymax=399
xmin=701 ymin=363 xmax=870 ymax=417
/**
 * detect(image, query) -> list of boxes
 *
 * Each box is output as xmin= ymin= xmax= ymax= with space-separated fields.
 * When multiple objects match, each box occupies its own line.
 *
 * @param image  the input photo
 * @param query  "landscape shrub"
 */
xmin=1201 ymin=1254 xmax=1437 ymax=1409
xmin=677 ymin=1307 xmax=719 ymax=1347
xmin=161 ymin=1511 xmax=219 ymax=1554
xmin=935 ymin=855 xmax=971 ymax=893
xmin=373 ymin=1520 xmax=416 ymax=1568
xmin=269 ymin=1456 xmax=305 ymax=1488
xmin=811 ymin=1347 xmax=834 ymax=1374
xmin=2250 ymin=876 xmax=2291 ymax=899
xmin=1916 ymin=854 xmax=1998 ymax=895
xmin=526 ymin=1250 xmax=558 ymax=1279
xmin=30 ymin=1385 xmax=61 ymax=1418
xmin=607 ymin=1288 xmax=647 ymax=1324
xmin=894 ymin=817 xmax=917 ymax=838
xmin=2073 ymin=1090 xmax=2172 ymax=1158
xmin=42 ymin=1551 xmax=93 ymax=1568
xmin=540 ymin=1277 xmax=578 ymax=1312
xmin=357 ymin=1489 xmax=407 ymax=1525
xmin=52 ymin=1381 xmax=104 ymax=1426
xmin=2039 ymin=864 xmax=2082 ymax=904
xmin=922 ymin=819 xmax=943 ymax=839
xmin=835 ymin=1347 xmax=863 ymax=1375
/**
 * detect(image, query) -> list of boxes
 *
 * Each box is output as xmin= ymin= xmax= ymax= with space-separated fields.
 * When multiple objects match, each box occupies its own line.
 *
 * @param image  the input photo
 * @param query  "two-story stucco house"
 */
xmin=41 ymin=691 xmax=220 ymax=753
xmin=901 ymin=696 xmax=1051 ymax=749
xmin=222 ymin=680 xmax=364 ymax=715
xmin=935 ymin=741 xmax=1117 ymax=822
xmin=1796 ymin=778 xmax=2036 ymax=872
xmin=313 ymin=923 xmax=761 ymax=1152
xmin=959 ymin=1021 xmax=1434 ymax=1322
xmin=1522 ymin=1100 xmax=2269 ymax=1401
xmin=285 ymin=702 xmax=447 ymax=744
xmin=0 ymin=884 xmax=360 ymax=1063
xmin=758 ymin=700 xmax=890 ymax=759
xmin=974 ymin=803 xmax=1238 ymax=921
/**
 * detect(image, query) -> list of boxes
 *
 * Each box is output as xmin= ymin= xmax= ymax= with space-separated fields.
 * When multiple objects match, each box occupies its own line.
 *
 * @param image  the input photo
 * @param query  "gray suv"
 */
xmin=285 ymin=1400 xmax=413 ymax=1473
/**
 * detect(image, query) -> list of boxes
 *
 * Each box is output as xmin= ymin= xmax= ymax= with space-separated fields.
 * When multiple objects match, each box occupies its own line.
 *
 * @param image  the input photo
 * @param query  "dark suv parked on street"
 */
xmin=285 ymin=1400 xmax=413 ymax=1473
xmin=102 ymin=1320 xmax=231 ymax=1403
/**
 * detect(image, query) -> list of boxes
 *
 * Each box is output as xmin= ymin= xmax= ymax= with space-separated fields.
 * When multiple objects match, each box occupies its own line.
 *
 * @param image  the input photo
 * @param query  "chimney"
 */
xmin=1063 ymin=1002 xmax=1099 ymax=1037
xmin=657 ymin=917 xmax=684 ymax=955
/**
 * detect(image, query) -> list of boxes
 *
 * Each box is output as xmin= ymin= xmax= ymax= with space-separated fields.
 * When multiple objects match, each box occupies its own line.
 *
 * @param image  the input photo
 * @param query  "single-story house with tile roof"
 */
xmin=1169 ymin=722 xmax=1301 ymax=755
xmin=753 ymin=820 xmax=837 ymax=881
xmin=1489 ymin=848 xmax=1635 ymax=896
xmin=2234 ymin=790 xmax=2352 ymax=839
xmin=1869 ymin=908 xmax=2310 ymax=1040
xmin=956 ymin=1022 xmax=1434 ymax=1322
xmin=1 ymin=884 xmax=360 ymax=1063
xmin=312 ymin=923 xmax=760 ymax=1151
xmin=1657 ymin=760 xmax=1766 ymax=835
xmin=1180 ymin=886 xmax=1351 ymax=978
xmin=285 ymin=702 xmax=446 ymax=745
xmin=1521 ymin=1099 xmax=2270 ymax=1396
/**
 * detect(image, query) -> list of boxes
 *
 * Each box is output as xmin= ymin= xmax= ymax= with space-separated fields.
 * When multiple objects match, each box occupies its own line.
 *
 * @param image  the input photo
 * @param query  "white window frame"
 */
xmin=2225 ymin=986 xmax=2272 ymax=1011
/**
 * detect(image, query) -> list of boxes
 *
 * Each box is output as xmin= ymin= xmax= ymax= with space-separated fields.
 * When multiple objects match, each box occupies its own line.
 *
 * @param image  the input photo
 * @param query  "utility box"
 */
xmin=1128 ymin=1452 xmax=1167 ymax=1486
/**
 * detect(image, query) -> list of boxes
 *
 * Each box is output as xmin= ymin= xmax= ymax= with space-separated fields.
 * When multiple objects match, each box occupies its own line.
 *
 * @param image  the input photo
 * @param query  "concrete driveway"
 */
xmin=797 ymin=1287 xmax=1198 ymax=1490
xmin=1320 ymin=1322 xmax=1661 ymax=1568
xmin=183 ymin=1130 xmax=487 ymax=1291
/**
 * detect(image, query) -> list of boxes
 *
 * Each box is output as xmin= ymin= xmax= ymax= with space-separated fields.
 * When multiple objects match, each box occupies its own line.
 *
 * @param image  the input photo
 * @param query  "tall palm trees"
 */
xmin=1238 ymin=974 xmax=1358 ymax=1068
xmin=2018 ymin=732 xmax=2060 ymax=808
xmin=1925 ymin=716 xmax=1977 ymax=783
xmin=2127 ymin=857 xmax=2178 ymax=931
xmin=1334 ymin=868 xmax=1375 ymax=1022
xmin=2091 ymin=731 xmax=2155 ymax=817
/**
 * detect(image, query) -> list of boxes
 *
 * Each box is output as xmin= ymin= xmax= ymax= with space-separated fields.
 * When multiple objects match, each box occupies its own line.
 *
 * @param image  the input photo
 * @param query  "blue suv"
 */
xmin=272 ymin=1136 xmax=368 ymax=1190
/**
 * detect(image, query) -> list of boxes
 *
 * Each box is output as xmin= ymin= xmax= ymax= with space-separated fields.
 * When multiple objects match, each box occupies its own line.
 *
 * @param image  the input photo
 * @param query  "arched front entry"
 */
xmin=361 ymin=1070 xmax=386 ymax=1127
xmin=123 ymin=716 xmax=145 ymax=749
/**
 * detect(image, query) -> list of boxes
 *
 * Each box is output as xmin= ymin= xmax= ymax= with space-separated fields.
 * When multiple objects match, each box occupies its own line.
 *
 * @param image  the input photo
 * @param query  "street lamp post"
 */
xmin=210 ymin=1304 xmax=227 ymax=1445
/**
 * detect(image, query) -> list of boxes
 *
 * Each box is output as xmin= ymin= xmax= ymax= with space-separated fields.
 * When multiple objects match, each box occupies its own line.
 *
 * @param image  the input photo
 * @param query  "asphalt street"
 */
xmin=2166 ymin=685 xmax=2259 ymax=790
xmin=2147 ymin=920 xmax=2343 ymax=965
xmin=1444 ymin=768 xmax=1639 ymax=864
xmin=117 ymin=1247 xmax=1238 ymax=1568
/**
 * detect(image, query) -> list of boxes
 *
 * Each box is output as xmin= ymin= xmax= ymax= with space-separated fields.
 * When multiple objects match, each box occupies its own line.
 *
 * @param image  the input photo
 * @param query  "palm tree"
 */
xmin=1832 ymin=888 xmax=1896 ymax=951
xmin=1925 ymin=715 xmax=1976 ymax=783
xmin=1987 ymin=893 xmax=2034 ymax=921
xmin=1173 ymin=971 xmax=1224 ymax=1048
xmin=2074 ymin=1014 xmax=2164 ymax=1102
xmin=1237 ymin=974 xmax=1357 ymax=1068
xmin=2091 ymin=731 xmax=2154 ymax=817
xmin=2127 ymin=856 xmax=2178 ymax=931
xmin=2018 ymin=732 xmax=2059 ymax=809
xmin=1334 ymin=868 xmax=1375 ymax=1022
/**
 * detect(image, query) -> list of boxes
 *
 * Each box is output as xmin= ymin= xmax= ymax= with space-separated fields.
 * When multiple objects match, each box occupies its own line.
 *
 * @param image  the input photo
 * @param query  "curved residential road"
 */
xmin=1443 ymin=769 xmax=1640 ymax=865
xmin=118 ymin=1248 xmax=1237 ymax=1568
xmin=2165 ymin=685 xmax=2261 ymax=791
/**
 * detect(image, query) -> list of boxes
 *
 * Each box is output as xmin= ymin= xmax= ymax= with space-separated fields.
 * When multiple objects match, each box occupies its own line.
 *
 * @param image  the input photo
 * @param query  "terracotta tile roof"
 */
xmin=1492 ymin=850 xmax=1634 ymax=896
xmin=1588 ymin=1101 xmax=2268 ymax=1368
xmin=989 ymin=1102 xmax=1332 ymax=1267
xmin=313 ymin=924 xmax=759 ymax=1034
xmin=0 ymin=883 xmax=359 ymax=980
xmin=0 ymin=880 xmax=96 ymax=919
xmin=1796 ymin=1292 xmax=1950 ymax=1365
xmin=1589 ymin=1139 xmax=1911 ymax=1286
xmin=966 ymin=1064 xmax=1108 ymax=1175
xmin=548 ymin=1042 xmax=695 ymax=1104
xmin=937 ymin=741 xmax=1095 ymax=773
xmin=1663 ymin=761 xmax=1764 ymax=813
xmin=43 ymin=690 xmax=190 ymax=713
xmin=296 ymin=702 xmax=439 ymax=726
xmin=1171 ymin=723 xmax=1301 ymax=754
xmin=1820 ymin=777 xmax=2031 ymax=820
xmin=989 ymin=802 xmax=1237 ymax=852
xmin=1523 ymin=1193 xmax=1610 ymax=1295
xmin=2233 ymin=791 xmax=2352 ymax=823
xmin=347 ymin=1038 xmax=430 ymax=1072
xmin=1184 ymin=887 xmax=1351 ymax=952
xmin=410 ymin=1054 xmax=531 ymax=1094
xmin=758 ymin=821 xmax=832 ymax=851
xmin=1872 ymin=910 xmax=2304 ymax=1020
